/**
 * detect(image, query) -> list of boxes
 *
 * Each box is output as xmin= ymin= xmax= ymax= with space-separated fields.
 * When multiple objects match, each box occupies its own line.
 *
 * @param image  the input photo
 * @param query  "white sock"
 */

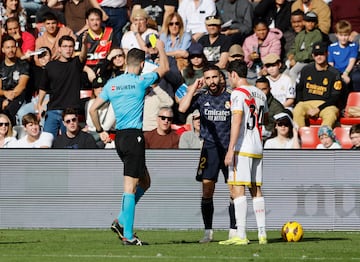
xmin=253 ymin=196 xmax=266 ymax=238
xmin=234 ymin=196 xmax=247 ymax=239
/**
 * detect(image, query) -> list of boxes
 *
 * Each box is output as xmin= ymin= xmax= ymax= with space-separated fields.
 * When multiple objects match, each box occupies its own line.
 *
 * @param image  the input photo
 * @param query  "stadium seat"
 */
xmin=308 ymin=117 xmax=322 ymax=126
xmin=171 ymin=124 xmax=192 ymax=136
xmin=80 ymin=90 xmax=93 ymax=99
xmin=333 ymin=127 xmax=352 ymax=149
xmin=298 ymin=126 xmax=320 ymax=149
xmin=340 ymin=92 xmax=360 ymax=126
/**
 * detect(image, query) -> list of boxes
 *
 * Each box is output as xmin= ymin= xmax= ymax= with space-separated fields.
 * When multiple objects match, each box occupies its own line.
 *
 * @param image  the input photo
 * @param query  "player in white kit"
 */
xmin=220 ymin=60 xmax=269 ymax=245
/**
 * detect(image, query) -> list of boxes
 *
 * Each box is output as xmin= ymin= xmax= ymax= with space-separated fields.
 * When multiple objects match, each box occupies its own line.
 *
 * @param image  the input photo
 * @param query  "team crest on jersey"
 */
xmin=334 ymin=80 xmax=342 ymax=90
xmin=204 ymin=102 xmax=210 ymax=107
xmin=307 ymin=76 xmax=312 ymax=81
xmin=12 ymin=71 xmax=20 ymax=81
xmin=323 ymin=78 xmax=328 ymax=86
xmin=100 ymin=40 xmax=107 ymax=46
xmin=225 ymin=101 xmax=230 ymax=109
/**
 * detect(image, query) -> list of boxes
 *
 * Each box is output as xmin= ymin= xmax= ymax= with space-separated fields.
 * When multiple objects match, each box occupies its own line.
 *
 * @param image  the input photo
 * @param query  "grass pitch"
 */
xmin=0 ymin=229 xmax=359 ymax=262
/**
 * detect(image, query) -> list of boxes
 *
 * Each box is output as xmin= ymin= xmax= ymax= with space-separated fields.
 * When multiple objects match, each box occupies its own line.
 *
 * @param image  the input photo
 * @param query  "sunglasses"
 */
xmin=0 ymin=122 xmax=9 ymax=127
xmin=64 ymin=117 xmax=77 ymax=124
xmin=277 ymin=122 xmax=290 ymax=127
xmin=231 ymin=54 xmax=244 ymax=58
xmin=169 ymin=22 xmax=180 ymax=26
xmin=189 ymin=54 xmax=202 ymax=59
xmin=265 ymin=63 xmax=278 ymax=68
xmin=114 ymin=54 xmax=124 ymax=58
xmin=313 ymin=52 xmax=326 ymax=56
xmin=206 ymin=15 xmax=220 ymax=20
xmin=158 ymin=115 xmax=173 ymax=121
xmin=193 ymin=116 xmax=200 ymax=120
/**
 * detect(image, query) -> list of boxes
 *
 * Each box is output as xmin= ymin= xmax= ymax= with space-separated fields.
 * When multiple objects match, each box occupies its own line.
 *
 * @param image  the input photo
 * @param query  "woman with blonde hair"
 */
xmin=0 ymin=114 xmax=16 ymax=148
xmin=160 ymin=12 xmax=192 ymax=70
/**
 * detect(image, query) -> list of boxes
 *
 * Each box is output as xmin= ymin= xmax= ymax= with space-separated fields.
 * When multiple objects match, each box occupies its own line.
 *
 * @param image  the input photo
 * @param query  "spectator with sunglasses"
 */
xmin=53 ymin=108 xmax=97 ymax=149
xmin=264 ymin=111 xmax=300 ymax=149
xmin=8 ymin=113 xmax=53 ymax=148
xmin=179 ymin=109 xmax=202 ymax=149
xmin=0 ymin=113 xmax=16 ymax=148
xmin=144 ymin=106 xmax=179 ymax=148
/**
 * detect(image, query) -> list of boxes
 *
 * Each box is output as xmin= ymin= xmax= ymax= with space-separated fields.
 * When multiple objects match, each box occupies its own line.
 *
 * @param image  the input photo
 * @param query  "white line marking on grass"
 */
xmin=1 ymin=254 xmax=360 ymax=260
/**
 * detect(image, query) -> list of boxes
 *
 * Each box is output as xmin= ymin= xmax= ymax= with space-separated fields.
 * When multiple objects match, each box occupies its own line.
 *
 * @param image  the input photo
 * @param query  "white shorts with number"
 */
xmin=228 ymin=154 xmax=263 ymax=187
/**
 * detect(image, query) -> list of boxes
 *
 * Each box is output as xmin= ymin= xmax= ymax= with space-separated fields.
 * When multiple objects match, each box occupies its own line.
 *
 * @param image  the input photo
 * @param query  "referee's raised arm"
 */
xmin=153 ymin=39 xmax=169 ymax=79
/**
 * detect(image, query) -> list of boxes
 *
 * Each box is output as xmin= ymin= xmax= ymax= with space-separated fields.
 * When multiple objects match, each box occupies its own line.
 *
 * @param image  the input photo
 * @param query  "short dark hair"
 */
xmin=22 ymin=113 xmax=39 ymax=126
xmin=38 ymin=46 xmax=52 ymax=58
xmin=350 ymin=124 xmax=360 ymax=135
xmin=291 ymin=9 xmax=304 ymax=17
xmin=202 ymin=64 xmax=220 ymax=74
xmin=227 ymin=60 xmax=247 ymax=78
xmin=62 ymin=108 xmax=78 ymax=120
xmin=1 ymin=35 xmax=16 ymax=47
xmin=42 ymin=12 xmax=58 ymax=22
xmin=5 ymin=17 xmax=20 ymax=29
xmin=58 ymin=35 xmax=75 ymax=47
xmin=85 ymin=7 xmax=103 ymax=20
xmin=256 ymin=76 xmax=270 ymax=86
xmin=127 ymin=48 xmax=145 ymax=66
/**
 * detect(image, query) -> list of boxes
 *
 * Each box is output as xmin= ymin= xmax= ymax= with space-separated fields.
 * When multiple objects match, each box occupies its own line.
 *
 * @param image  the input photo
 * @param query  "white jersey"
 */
xmin=231 ymin=85 xmax=268 ymax=158
xmin=8 ymin=132 xmax=54 ymax=148
xmin=267 ymin=73 xmax=295 ymax=107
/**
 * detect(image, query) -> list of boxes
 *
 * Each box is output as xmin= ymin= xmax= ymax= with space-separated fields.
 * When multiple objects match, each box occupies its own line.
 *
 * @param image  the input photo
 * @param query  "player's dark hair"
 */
xmin=202 ymin=64 xmax=220 ymax=74
xmin=227 ymin=60 xmax=247 ymax=78
xmin=58 ymin=35 xmax=75 ymax=47
xmin=1 ymin=35 xmax=16 ymax=47
xmin=62 ymin=108 xmax=78 ymax=120
xmin=38 ymin=46 xmax=52 ymax=59
xmin=291 ymin=9 xmax=304 ymax=17
xmin=256 ymin=76 xmax=270 ymax=86
xmin=350 ymin=124 xmax=360 ymax=135
xmin=85 ymin=7 xmax=103 ymax=20
xmin=127 ymin=48 xmax=145 ymax=66
xmin=42 ymin=12 xmax=58 ymax=22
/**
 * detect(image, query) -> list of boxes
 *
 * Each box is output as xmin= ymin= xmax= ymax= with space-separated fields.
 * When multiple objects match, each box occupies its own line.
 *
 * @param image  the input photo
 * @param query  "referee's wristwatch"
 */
xmin=96 ymin=127 xmax=104 ymax=133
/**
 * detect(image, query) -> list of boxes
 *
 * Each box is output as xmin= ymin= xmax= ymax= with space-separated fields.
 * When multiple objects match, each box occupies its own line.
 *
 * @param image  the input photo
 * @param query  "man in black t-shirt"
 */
xmin=53 ymin=108 xmax=97 ymax=148
xmin=132 ymin=0 xmax=178 ymax=31
xmin=0 ymin=35 xmax=30 ymax=125
xmin=198 ymin=16 xmax=231 ymax=69
xmin=38 ymin=35 xmax=88 ymax=138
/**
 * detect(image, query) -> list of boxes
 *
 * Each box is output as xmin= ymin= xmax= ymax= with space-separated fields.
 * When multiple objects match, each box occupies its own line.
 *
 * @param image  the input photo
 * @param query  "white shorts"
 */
xmin=228 ymin=154 xmax=263 ymax=187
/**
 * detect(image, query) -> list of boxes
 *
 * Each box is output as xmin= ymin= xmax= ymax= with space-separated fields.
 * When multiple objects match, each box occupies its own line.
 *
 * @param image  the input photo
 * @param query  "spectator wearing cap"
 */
xmin=178 ymin=0 xmax=216 ymax=41
xmin=121 ymin=8 xmax=158 ymax=55
xmin=179 ymin=109 xmax=202 ymax=149
xmin=216 ymin=0 xmax=253 ymax=46
xmin=316 ymin=125 xmax=342 ymax=149
xmin=286 ymin=11 xmax=322 ymax=83
xmin=198 ymin=15 xmax=232 ymax=69
xmin=264 ymin=111 xmax=300 ymax=149
xmin=181 ymin=42 xmax=208 ymax=87
xmin=228 ymin=44 xmax=244 ymax=62
xmin=293 ymin=41 xmax=343 ymax=128
xmin=263 ymin=53 xmax=295 ymax=110
xmin=291 ymin=0 xmax=331 ymax=35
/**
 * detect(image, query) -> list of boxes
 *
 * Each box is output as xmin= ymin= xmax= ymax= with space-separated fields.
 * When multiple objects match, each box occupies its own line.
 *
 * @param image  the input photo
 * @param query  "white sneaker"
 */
xmin=199 ymin=229 xmax=213 ymax=243
xmin=228 ymin=228 xmax=237 ymax=239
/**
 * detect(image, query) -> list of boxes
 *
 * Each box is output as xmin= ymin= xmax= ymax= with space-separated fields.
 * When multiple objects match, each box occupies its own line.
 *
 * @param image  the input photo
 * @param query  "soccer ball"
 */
xmin=281 ymin=221 xmax=304 ymax=242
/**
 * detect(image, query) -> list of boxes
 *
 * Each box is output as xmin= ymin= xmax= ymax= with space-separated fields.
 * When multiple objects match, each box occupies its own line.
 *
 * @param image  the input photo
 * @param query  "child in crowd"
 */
xmin=316 ymin=125 xmax=342 ymax=149
xmin=328 ymin=20 xmax=360 ymax=91
xmin=287 ymin=11 xmax=322 ymax=82
xmin=263 ymin=53 xmax=295 ymax=110
xmin=349 ymin=124 xmax=360 ymax=150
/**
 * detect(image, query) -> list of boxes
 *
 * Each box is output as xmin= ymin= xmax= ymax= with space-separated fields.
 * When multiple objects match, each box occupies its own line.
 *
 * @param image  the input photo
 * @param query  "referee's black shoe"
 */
xmin=122 ymin=237 xmax=149 ymax=246
xmin=111 ymin=220 xmax=124 ymax=239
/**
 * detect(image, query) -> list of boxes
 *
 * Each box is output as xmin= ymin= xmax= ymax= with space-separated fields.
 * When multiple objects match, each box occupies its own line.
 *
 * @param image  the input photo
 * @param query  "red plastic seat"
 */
xmin=309 ymin=117 xmax=322 ymax=126
xmin=333 ymin=127 xmax=352 ymax=149
xmin=298 ymin=126 xmax=320 ymax=149
xmin=340 ymin=92 xmax=360 ymax=126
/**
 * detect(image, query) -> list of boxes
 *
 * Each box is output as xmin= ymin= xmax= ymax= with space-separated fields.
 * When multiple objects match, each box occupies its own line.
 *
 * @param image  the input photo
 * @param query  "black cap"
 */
xmin=312 ymin=41 xmax=328 ymax=54
xmin=304 ymin=11 xmax=318 ymax=22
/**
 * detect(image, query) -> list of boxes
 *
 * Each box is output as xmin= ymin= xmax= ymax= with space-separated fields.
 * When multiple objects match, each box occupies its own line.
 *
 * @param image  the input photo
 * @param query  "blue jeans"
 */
xmin=43 ymin=110 xmax=66 ymax=137
xmin=102 ymin=6 xmax=128 ymax=45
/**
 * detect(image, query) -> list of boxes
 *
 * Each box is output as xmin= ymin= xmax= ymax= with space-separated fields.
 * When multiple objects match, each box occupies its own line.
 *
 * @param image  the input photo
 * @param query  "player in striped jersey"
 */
xmin=220 ymin=60 xmax=269 ymax=245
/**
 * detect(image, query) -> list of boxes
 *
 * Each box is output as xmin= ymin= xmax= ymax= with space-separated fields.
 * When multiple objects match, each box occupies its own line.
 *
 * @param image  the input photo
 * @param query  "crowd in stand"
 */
xmin=0 ymin=0 xmax=360 ymax=149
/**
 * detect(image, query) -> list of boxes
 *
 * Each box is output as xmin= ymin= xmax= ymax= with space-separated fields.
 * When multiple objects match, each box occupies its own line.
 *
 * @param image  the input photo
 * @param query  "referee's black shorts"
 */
xmin=115 ymin=128 xmax=146 ymax=179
